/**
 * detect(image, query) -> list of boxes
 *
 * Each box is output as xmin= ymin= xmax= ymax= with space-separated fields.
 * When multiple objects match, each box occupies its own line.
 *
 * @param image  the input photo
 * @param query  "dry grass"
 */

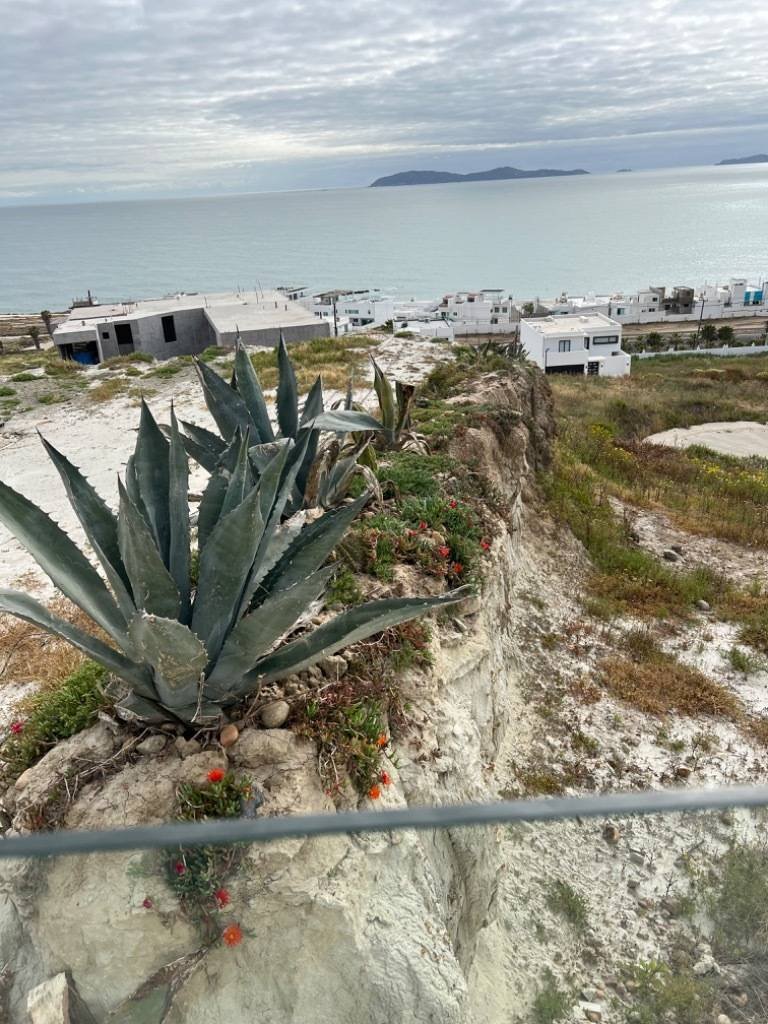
xmin=0 ymin=597 xmax=100 ymax=685
xmin=88 ymin=377 xmax=129 ymax=403
xmin=248 ymin=334 xmax=373 ymax=391
xmin=599 ymin=654 xmax=740 ymax=718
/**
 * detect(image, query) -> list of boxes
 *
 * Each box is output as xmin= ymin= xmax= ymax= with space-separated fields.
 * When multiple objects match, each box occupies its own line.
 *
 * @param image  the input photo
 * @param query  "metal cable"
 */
xmin=1 ymin=783 xmax=767 ymax=860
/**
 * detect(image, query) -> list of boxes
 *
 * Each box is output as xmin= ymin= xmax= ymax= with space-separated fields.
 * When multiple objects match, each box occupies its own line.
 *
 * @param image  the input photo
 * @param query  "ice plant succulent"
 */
xmin=222 ymin=923 xmax=243 ymax=947
xmin=0 ymin=400 xmax=468 ymax=725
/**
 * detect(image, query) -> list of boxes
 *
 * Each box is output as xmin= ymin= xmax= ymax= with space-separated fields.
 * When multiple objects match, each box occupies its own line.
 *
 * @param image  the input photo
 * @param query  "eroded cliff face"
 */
xmin=0 ymin=368 xmax=556 ymax=1024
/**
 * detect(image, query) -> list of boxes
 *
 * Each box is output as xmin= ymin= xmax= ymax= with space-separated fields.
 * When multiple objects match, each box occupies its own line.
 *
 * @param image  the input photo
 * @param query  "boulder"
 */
xmin=26 ymin=973 xmax=96 ymax=1024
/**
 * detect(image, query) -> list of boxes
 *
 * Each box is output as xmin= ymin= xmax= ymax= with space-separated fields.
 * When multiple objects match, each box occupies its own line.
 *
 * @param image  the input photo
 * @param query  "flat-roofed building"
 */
xmin=520 ymin=312 xmax=630 ymax=377
xmin=53 ymin=289 xmax=328 ymax=364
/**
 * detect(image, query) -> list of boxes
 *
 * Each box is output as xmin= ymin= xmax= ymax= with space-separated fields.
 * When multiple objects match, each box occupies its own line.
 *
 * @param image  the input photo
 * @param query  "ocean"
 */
xmin=2 ymin=163 xmax=768 ymax=312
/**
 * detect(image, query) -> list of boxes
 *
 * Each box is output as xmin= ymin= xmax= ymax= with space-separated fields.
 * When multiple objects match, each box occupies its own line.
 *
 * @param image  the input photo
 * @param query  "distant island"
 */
xmin=717 ymin=154 xmax=768 ymax=165
xmin=616 ymin=168 xmax=632 ymax=173
xmin=370 ymin=165 xmax=589 ymax=187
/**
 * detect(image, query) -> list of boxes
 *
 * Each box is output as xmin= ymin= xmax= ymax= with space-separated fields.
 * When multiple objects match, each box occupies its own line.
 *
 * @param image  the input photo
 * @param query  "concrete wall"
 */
xmin=635 ymin=343 xmax=768 ymax=359
xmin=217 ymin=321 xmax=330 ymax=349
xmin=131 ymin=308 xmax=215 ymax=359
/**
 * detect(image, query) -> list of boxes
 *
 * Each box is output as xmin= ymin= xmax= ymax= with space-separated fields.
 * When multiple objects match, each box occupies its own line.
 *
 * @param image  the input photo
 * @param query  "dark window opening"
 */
xmin=114 ymin=322 xmax=135 ymax=354
xmin=161 ymin=315 xmax=177 ymax=343
xmin=101 ymin=331 xmax=110 ymax=339
xmin=592 ymin=334 xmax=619 ymax=345
xmin=558 ymin=339 xmax=571 ymax=352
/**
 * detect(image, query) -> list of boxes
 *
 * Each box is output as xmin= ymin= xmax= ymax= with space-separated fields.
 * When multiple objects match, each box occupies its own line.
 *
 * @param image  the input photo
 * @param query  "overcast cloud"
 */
xmin=2 ymin=0 xmax=768 ymax=203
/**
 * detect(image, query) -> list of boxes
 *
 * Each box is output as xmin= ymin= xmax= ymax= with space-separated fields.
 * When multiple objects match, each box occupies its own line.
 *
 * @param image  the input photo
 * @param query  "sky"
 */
xmin=2 ymin=0 xmax=768 ymax=205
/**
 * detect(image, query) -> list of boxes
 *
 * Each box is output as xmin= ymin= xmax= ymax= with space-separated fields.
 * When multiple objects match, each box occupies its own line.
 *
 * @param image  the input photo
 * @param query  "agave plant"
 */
xmin=174 ymin=337 xmax=384 ymax=512
xmin=0 ymin=401 xmax=466 ymax=725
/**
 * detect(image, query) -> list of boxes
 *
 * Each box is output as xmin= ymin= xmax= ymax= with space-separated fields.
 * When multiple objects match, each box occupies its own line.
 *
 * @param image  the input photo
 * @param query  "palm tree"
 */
xmin=40 ymin=311 xmax=53 ymax=338
xmin=700 ymin=324 xmax=718 ymax=346
xmin=28 ymin=325 xmax=41 ymax=350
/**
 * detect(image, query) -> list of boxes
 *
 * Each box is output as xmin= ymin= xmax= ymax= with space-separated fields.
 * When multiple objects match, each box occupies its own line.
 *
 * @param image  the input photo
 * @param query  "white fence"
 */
xmin=635 ymin=343 xmax=768 ymax=359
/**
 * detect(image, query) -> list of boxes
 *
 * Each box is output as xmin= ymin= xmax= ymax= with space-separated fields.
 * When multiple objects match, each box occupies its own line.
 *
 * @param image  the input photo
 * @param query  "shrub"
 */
xmin=0 ymin=387 xmax=15 ymax=397
xmin=546 ymin=879 xmax=589 ymax=930
xmin=531 ymin=971 xmax=571 ymax=1024
xmin=11 ymin=372 xmax=35 ymax=382
xmin=0 ymin=661 xmax=109 ymax=773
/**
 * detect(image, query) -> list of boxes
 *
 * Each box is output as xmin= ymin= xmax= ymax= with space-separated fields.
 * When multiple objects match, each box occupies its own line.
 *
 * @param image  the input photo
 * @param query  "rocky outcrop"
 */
xmin=0 ymin=370 xmax=555 ymax=1023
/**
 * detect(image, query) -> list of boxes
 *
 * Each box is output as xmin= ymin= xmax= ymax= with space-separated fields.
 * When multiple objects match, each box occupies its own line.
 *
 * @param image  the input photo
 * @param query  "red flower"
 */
xmin=480 ymin=539 xmax=491 ymax=551
xmin=451 ymin=562 xmax=464 ymax=575
xmin=207 ymin=768 xmax=225 ymax=783
xmin=214 ymin=888 xmax=230 ymax=908
xmin=449 ymin=499 xmax=458 ymax=509
xmin=406 ymin=529 xmax=416 ymax=537
xmin=142 ymin=897 xmax=153 ymax=909
xmin=437 ymin=545 xmax=450 ymax=558
xmin=368 ymin=784 xmax=381 ymax=799
xmin=418 ymin=520 xmax=428 ymax=531
xmin=222 ymin=923 xmax=244 ymax=947
xmin=380 ymin=771 xmax=392 ymax=786
xmin=376 ymin=733 xmax=388 ymax=748
xmin=174 ymin=861 xmax=186 ymax=876
xmin=9 ymin=721 xmax=23 ymax=735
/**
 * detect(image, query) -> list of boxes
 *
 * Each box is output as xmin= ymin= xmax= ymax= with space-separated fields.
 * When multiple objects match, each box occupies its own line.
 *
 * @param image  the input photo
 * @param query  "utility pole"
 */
xmin=332 ymin=296 xmax=338 ymax=338
xmin=693 ymin=294 xmax=705 ymax=346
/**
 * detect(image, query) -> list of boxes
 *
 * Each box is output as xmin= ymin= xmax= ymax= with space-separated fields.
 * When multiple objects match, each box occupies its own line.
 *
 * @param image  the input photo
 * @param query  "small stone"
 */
xmin=716 ymin=1015 xmax=731 ymax=1024
xmin=663 ymin=549 xmax=680 ymax=562
xmin=695 ymin=599 xmax=711 ymax=611
xmin=318 ymin=654 xmax=348 ymax=679
xmin=629 ymin=851 xmax=646 ymax=866
xmin=174 ymin=737 xmax=202 ymax=759
xmin=671 ymin=544 xmax=684 ymax=555
xmin=136 ymin=734 xmax=167 ymax=756
xmin=733 ymin=993 xmax=748 ymax=1007
xmin=581 ymin=988 xmax=597 ymax=1001
xmin=675 ymin=764 xmax=692 ymax=780
xmin=602 ymin=822 xmax=621 ymax=844
xmin=259 ymin=700 xmax=290 ymax=729
xmin=582 ymin=1004 xmax=602 ymax=1022
xmin=692 ymin=954 xmax=719 ymax=976
xmin=219 ymin=724 xmax=239 ymax=748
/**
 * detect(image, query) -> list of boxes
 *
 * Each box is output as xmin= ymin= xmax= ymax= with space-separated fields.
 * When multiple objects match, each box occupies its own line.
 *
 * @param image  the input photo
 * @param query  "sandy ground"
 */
xmin=646 ymin=420 xmax=768 ymax=458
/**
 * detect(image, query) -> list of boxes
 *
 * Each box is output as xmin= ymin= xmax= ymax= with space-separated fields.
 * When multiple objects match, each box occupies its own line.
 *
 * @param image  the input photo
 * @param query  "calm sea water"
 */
xmin=2 ymin=164 xmax=768 ymax=312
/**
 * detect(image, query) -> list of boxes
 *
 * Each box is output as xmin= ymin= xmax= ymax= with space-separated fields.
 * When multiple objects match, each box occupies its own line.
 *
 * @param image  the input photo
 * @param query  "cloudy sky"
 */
xmin=2 ymin=0 xmax=768 ymax=204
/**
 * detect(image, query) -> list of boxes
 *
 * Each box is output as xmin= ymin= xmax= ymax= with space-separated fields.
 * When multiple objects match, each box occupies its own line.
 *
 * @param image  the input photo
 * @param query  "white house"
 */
xmin=53 ymin=289 xmax=328 ymax=364
xmin=520 ymin=312 xmax=630 ymax=376
xmin=298 ymin=290 xmax=395 ymax=332
xmin=436 ymin=289 xmax=516 ymax=334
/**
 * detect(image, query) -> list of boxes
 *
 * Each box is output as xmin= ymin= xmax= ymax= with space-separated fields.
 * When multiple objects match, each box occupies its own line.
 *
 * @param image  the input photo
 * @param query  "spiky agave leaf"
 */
xmin=238 ymin=588 xmax=471 ymax=692
xmin=233 ymin=341 xmax=274 ymax=443
xmin=128 ymin=613 xmax=207 ymax=711
xmin=117 ymin=479 xmax=181 ymax=620
xmin=276 ymin=333 xmax=299 ymax=439
xmin=167 ymin=406 xmax=191 ymax=622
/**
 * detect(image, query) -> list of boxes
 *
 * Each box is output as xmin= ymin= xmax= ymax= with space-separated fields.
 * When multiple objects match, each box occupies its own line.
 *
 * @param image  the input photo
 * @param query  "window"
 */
xmin=161 ymin=315 xmax=177 ymax=343
xmin=584 ymin=337 xmax=590 ymax=349
xmin=101 ymin=331 xmax=109 ymax=339
xmin=491 ymin=317 xmax=498 ymax=325
xmin=616 ymin=308 xmax=625 ymax=315
xmin=558 ymin=339 xmax=571 ymax=352
xmin=592 ymin=334 xmax=619 ymax=345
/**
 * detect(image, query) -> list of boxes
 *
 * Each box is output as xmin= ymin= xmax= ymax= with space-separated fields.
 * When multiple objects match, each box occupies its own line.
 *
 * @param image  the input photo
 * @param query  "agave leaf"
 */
xmin=125 ymin=453 xmax=149 ymax=525
xmin=206 ymin=567 xmax=334 ymax=693
xmin=395 ymin=381 xmax=416 ymax=433
xmin=197 ymin=430 xmax=246 ymax=551
xmin=195 ymin=358 xmax=256 ymax=441
xmin=299 ymin=375 xmax=324 ymax=427
xmin=219 ymin=430 xmax=253 ymax=520
xmin=134 ymin=401 xmax=171 ymax=562
xmin=0 ymin=588 xmax=155 ymax=697
xmin=177 ymin=420 xmax=227 ymax=473
xmin=243 ymin=588 xmax=471 ymax=688
xmin=248 ymin=440 xmax=291 ymax=476
xmin=234 ymin=438 xmax=294 ymax=614
xmin=0 ymin=478 xmax=127 ymax=644
xmin=372 ymin=357 xmax=396 ymax=434
xmin=168 ymin=407 xmax=191 ymax=622
xmin=40 ymin=435 xmax=135 ymax=621
xmin=276 ymin=333 xmax=299 ymax=439
xmin=117 ymin=480 xmax=181 ymax=620
xmin=115 ymin=691 xmax=173 ymax=724
xmin=234 ymin=342 xmax=274 ymax=443
xmin=318 ymin=448 xmax=366 ymax=508
xmin=191 ymin=484 xmax=265 ymax=662
xmin=308 ymin=410 xmax=385 ymax=434
xmin=257 ymin=492 xmax=369 ymax=599
xmin=128 ymin=613 xmax=207 ymax=711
